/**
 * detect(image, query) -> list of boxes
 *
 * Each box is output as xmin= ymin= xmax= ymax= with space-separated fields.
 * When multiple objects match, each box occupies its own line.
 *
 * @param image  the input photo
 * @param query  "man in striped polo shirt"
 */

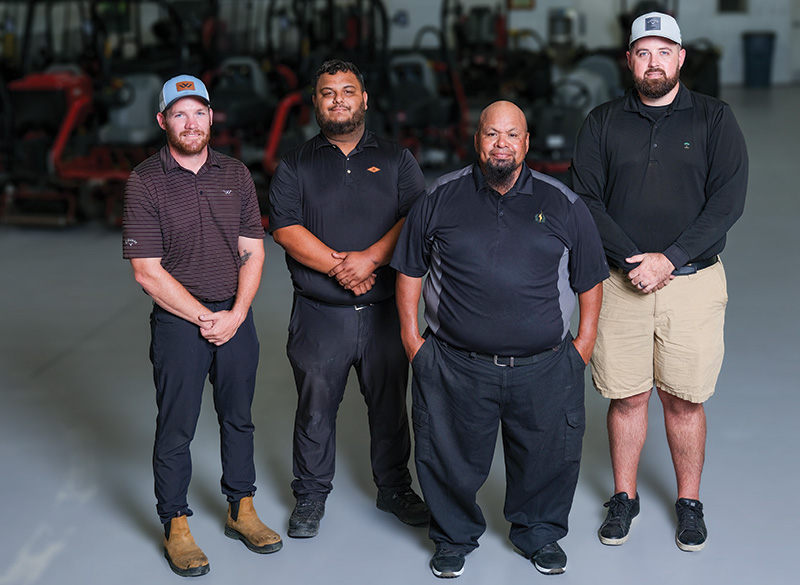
xmin=123 ymin=75 xmax=281 ymax=577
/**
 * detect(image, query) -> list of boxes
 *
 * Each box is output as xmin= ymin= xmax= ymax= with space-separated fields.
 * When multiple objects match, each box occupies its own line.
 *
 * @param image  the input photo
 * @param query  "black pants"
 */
xmin=411 ymin=334 xmax=586 ymax=557
xmin=286 ymin=294 xmax=412 ymax=500
xmin=150 ymin=300 xmax=259 ymax=523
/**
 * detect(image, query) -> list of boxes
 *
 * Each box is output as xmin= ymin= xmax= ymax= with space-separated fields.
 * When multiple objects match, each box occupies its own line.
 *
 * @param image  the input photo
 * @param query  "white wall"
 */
xmin=384 ymin=0 xmax=795 ymax=85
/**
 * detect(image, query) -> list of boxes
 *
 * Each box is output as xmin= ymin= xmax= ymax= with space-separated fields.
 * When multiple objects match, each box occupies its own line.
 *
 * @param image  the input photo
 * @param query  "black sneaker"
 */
xmin=287 ymin=499 xmax=325 ymax=538
xmin=598 ymin=492 xmax=640 ymax=545
xmin=531 ymin=541 xmax=567 ymax=575
xmin=430 ymin=549 xmax=466 ymax=578
xmin=376 ymin=487 xmax=430 ymax=526
xmin=675 ymin=498 xmax=707 ymax=552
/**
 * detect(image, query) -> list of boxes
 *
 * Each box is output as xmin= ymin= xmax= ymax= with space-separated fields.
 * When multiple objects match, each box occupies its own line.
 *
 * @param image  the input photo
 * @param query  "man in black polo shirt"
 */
xmin=268 ymin=59 xmax=429 ymax=538
xmin=392 ymin=101 xmax=608 ymax=577
xmin=124 ymin=75 xmax=282 ymax=577
xmin=571 ymin=12 xmax=748 ymax=552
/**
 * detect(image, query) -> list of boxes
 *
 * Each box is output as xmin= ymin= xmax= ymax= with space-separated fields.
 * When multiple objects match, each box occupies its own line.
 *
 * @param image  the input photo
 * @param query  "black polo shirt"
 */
xmin=391 ymin=164 xmax=609 ymax=356
xmin=268 ymin=130 xmax=426 ymax=305
xmin=571 ymin=84 xmax=748 ymax=271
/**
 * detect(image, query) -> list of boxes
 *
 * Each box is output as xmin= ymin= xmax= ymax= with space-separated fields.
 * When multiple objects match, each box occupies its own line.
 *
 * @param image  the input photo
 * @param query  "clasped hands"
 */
xmin=626 ymin=253 xmax=675 ymax=294
xmin=327 ymin=251 xmax=378 ymax=296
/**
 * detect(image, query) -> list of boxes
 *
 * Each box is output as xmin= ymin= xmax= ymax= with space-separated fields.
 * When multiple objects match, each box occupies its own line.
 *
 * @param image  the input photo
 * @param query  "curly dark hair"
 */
xmin=312 ymin=59 xmax=366 ymax=92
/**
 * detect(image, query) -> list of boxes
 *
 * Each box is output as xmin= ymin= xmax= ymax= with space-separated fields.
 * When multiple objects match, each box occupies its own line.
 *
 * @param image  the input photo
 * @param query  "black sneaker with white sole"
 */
xmin=531 ymin=541 xmax=567 ymax=575
xmin=675 ymin=498 xmax=707 ymax=552
xmin=598 ymin=492 xmax=640 ymax=545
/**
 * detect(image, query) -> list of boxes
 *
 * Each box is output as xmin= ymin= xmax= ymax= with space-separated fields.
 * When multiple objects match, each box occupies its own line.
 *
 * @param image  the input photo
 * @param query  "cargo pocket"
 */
xmin=564 ymin=405 xmax=586 ymax=462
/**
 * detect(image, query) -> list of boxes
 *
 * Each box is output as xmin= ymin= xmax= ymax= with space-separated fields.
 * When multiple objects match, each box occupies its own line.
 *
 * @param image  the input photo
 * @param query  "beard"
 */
xmin=633 ymin=65 xmax=680 ymax=100
xmin=482 ymin=158 xmax=519 ymax=191
xmin=166 ymin=125 xmax=210 ymax=156
xmin=316 ymin=103 xmax=366 ymax=136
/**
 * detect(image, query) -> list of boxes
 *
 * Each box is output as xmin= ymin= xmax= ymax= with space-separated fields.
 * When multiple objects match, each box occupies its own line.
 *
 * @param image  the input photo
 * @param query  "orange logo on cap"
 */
xmin=176 ymin=81 xmax=196 ymax=92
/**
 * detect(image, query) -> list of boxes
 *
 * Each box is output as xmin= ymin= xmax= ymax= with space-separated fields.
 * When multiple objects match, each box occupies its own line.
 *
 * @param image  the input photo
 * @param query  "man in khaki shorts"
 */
xmin=571 ymin=12 xmax=748 ymax=552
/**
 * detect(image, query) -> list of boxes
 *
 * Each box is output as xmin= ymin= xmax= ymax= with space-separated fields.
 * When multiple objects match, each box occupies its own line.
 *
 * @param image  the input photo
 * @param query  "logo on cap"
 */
xmin=645 ymin=17 xmax=661 ymax=31
xmin=176 ymin=81 xmax=196 ymax=92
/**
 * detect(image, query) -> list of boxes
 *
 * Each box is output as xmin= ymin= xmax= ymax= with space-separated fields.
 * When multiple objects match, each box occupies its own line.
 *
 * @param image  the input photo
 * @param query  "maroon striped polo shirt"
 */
xmin=122 ymin=146 xmax=265 ymax=302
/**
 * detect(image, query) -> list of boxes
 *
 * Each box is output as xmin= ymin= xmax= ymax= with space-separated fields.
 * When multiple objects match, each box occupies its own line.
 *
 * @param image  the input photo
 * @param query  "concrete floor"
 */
xmin=1 ymin=84 xmax=798 ymax=585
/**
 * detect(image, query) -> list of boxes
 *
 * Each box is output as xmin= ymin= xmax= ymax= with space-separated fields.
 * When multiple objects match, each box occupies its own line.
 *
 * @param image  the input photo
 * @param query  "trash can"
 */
xmin=742 ymin=31 xmax=775 ymax=87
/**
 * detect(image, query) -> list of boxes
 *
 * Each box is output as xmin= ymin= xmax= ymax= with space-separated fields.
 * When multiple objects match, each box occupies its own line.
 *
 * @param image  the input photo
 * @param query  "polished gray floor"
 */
xmin=1 ymin=84 xmax=798 ymax=585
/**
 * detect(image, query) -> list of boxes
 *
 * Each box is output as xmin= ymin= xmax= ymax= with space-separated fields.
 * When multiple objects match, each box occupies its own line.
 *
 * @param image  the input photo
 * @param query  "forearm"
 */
xmin=272 ymin=225 xmax=339 ymax=274
xmin=231 ymin=237 xmax=265 ymax=318
xmin=364 ymin=219 xmax=406 ymax=268
xmin=573 ymin=282 xmax=603 ymax=362
xmin=396 ymin=273 xmax=424 ymax=360
xmin=130 ymin=258 xmax=208 ymax=325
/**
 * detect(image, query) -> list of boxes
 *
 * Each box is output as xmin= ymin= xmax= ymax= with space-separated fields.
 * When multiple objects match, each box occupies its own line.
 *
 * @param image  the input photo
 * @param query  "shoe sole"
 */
xmin=287 ymin=525 xmax=319 ymax=538
xmin=164 ymin=551 xmax=210 ymax=577
xmin=676 ymin=537 xmax=705 ymax=552
xmin=224 ymin=526 xmax=283 ymax=553
xmin=430 ymin=564 xmax=465 ymax=578
xmin=598 ymin=532 xmax=630 ymax=546
xmin=533 ymin=562 xmax=566 ymax=576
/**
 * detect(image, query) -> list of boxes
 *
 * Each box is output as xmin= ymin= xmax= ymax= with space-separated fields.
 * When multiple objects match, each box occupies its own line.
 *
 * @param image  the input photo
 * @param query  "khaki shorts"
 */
xmin=591 ymin=261 xmax=728 ymax=403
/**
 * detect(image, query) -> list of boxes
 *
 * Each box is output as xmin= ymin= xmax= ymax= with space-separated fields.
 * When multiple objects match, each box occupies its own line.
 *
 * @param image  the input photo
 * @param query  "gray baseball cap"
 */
xmin=629 ymin=12 xmax=682 ymax=47
xmin=158 ymin=75 xmax=210 ymax=113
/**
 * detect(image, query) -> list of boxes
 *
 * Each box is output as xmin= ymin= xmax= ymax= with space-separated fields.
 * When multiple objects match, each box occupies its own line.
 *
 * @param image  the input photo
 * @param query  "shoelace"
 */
xmin=390 ymin=489 xmax=421 ymax=509
xmin=677 ymin=505 xmax=702 ymax=532
xmin=603 ymin=497 xmax=634 ymax=525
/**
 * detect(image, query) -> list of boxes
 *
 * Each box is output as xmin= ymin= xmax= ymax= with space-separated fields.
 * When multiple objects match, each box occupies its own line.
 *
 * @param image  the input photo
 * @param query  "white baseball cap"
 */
xmin=158 ymin=74 xmax=210 ymax=113
xmin=629 ymin=12 xmax=682 ymax=47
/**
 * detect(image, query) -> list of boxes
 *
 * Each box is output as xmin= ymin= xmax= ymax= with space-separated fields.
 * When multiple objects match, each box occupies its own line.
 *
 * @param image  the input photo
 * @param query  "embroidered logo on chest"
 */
xmin=222 ymin=189 xmax=232 ymax=195
xmin=367 ymin=166 xmax=381 ymax=173
xmin=535 ymin=211 xmax=546 ymax=223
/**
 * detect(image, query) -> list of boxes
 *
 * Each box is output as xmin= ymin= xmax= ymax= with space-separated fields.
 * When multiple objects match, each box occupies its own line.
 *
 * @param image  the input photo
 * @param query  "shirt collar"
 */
xmin=159 ymin=145 xmax=222 ymax=174
xmin=313 ymin=128 xmax=377 ymax=154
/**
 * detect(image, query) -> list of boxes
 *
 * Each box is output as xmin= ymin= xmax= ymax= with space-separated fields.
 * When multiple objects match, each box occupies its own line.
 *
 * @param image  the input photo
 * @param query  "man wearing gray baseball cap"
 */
xmin=123 ymin=74 xmax=281 ymax=576
xmin=572 ymin=12 xmax=748 ymax=552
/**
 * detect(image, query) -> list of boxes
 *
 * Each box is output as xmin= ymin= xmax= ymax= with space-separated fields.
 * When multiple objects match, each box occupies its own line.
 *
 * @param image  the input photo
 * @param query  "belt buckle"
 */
xmin=493 ymin=355 xmax=514 ymax=367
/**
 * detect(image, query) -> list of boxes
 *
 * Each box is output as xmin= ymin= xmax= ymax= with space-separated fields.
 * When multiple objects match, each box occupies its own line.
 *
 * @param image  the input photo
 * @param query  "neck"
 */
xmin=323 ymin=126 xmax=365 ymax=156
xmin=638 ymin=81 xmax=681 ymax=107
xmin=169 ymin=145 xmax=208 ymax=174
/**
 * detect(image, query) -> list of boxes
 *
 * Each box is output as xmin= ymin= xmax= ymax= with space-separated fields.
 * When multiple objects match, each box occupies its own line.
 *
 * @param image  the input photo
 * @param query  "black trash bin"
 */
xmin=742 ymin=31 xmax=776 ymax=88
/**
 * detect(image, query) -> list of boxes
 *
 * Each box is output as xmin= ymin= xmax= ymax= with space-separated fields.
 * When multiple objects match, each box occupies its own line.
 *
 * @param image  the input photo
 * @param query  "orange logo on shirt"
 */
xmin=176 ymin=81 xmax=196 ymax=92
xmin=367 ymin=166 xmax=381 ymax=173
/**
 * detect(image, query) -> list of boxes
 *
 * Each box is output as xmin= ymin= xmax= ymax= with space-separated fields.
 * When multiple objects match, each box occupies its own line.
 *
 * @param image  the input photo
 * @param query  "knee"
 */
xmin=657 ymin=388 xmax=703 ymax=417
xmin=610 ymin=390 xmax=651 ymax=415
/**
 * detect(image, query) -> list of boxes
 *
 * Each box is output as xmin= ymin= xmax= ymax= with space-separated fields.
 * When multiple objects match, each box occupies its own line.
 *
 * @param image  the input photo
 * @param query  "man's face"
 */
xmin=627 ymin=37 xmax=685 ymax=100
xmin=157 ymin=97 xmax=212 ymax=156
xmin=313 ymin=71 xmax=368 ymax=136
xmin=474 ymin=104 xmax=529 ymax=188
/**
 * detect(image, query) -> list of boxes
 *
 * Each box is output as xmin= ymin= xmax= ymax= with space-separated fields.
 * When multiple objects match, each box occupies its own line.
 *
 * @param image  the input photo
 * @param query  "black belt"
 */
xmin=446 ymin=341 xmax=562 ymax=367
xmin=671 ymin=256 xmax=718 ymax=276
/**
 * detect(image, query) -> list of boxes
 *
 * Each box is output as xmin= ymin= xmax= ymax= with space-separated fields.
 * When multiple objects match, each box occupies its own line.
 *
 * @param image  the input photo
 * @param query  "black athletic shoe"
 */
xmin=598 ymin=492 xmax=640 ymax=545
xmin=531 ymin=542 xmax=567 ymax=575
xmin=675 ymin=498 xmax=707 ymax=552
xmin=376 ymin=487 xmax=430 ymax=526
xmin=430 ymin=549 xmax=466 ymax=578
xmin=287 ymin=499 xmax=325 ymax=538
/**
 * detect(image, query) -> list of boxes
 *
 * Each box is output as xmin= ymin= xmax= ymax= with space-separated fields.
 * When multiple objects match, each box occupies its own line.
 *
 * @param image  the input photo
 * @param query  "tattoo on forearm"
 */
xmin=240 ymin=249 xmax=252 ymax=266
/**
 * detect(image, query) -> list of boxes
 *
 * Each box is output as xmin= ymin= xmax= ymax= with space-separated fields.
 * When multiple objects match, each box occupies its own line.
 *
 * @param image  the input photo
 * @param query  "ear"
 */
xmin=625 ymin=50 xmax=633 ymax=71
xmin=208 ymin=107 xmax=213 ymax=126
xmin=363 ymin=91 xmax=369 ymax=111
xmin=678 ymin=47 xmax=686 ymax=69
xmin=156 ymin=111 xmax=166 ymax=130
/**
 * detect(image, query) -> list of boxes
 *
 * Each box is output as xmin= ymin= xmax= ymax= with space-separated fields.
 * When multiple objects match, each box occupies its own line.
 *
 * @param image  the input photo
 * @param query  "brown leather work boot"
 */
xmin=163 ymin=515 xmax=210 ymax=577
xmin=225 ymin=496 xmax=283 ymax=554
